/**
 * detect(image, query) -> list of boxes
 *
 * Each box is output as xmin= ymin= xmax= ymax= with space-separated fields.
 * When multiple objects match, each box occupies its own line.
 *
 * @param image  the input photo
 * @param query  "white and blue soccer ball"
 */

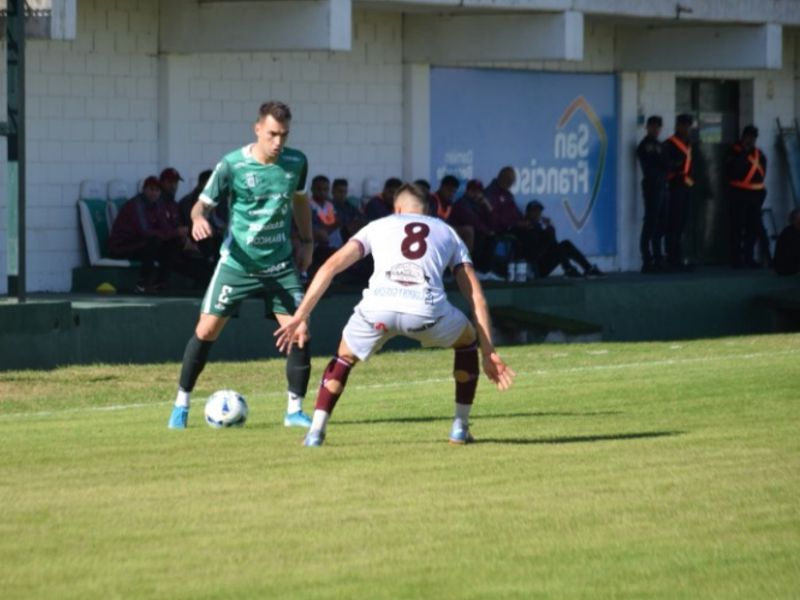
xmin=204 ymin=390 xmax=248 ymax=428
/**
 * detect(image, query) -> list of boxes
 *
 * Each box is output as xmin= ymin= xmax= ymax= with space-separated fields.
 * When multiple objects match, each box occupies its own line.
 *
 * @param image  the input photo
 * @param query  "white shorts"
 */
xmin=342 ymin=303 xmax=471 ymax=361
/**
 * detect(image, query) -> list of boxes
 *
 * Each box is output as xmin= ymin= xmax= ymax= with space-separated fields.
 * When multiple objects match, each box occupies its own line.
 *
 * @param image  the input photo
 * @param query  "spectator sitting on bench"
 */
xmin=178 ymin=169 xmax=227 ymax=264
xmin=108 ymin=176 xmax=210 ymax=293
xmin=159 ymin=167 xmax=184 ymax=206
xmin=773 ymin=209 xmax=800 ymax=276
xmin=364 ymin=177 xmax=402 ymax=221
xmin=449 ymin=179 xmax=499 ymax=280
xmin=331 ymin=177 xmax=366 ymax=245
xmin=519 ymin=200 xmax=605 ymax=279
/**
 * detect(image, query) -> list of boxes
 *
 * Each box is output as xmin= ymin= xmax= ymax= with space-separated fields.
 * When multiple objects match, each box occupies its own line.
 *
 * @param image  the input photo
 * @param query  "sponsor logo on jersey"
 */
xmin=255 ymin=260 xmax=290 ymax=275
xmin=386 ymin=263 xmax=429 ymax=286
xmin=245 ymin=173 xmax=258 ymax=188
xmin=246 ymin=232 xmax=287 ymax=246
xmin=248 ymin=220 xmax=285 ymax=232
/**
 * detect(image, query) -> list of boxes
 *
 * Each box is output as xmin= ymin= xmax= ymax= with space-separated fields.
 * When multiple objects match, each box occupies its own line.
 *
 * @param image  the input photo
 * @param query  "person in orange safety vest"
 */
xmin=662 ymin=113 xmax=696 ymax=270
xmin=726 ymin=124 xmax=767 ymax=268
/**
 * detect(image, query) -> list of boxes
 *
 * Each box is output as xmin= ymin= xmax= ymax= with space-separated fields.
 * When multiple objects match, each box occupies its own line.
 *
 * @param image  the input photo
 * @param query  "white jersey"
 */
xmin=351 ymin=213 xmax=472 ymax=318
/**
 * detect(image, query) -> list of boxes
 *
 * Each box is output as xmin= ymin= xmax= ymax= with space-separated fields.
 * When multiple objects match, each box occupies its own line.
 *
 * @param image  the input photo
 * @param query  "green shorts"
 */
xmin=201 ymin=260 xmax=304 ymax=318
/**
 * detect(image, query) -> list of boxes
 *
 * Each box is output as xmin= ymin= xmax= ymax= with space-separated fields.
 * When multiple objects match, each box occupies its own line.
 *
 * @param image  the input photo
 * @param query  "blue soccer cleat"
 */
xmin=448 ymin=420 xmax=475 ymax=445
xmin=168 ymin=405 xmax=189 ymax=429
xmin=303 ymin=429 xmax=326 ymax=447
xmin=284 ymin=410 xmax=312 ymax=428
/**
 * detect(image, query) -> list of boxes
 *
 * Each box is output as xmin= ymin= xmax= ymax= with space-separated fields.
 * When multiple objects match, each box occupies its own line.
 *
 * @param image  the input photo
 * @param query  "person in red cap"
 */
xmin=108 ymin=175 xmax=208 ymax=292
xmin=159 ymin=167 xmax=184 ymax=205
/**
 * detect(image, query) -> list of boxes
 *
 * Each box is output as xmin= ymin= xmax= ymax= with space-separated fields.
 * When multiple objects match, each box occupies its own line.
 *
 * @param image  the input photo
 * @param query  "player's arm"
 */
xmin=193 ymin=160 xmax=228 ymax=241
xmin=292 ymin=191 xmax=313 ymax=272
xmin=274 ymin=240 xmax=363 ymax=353
xmin=190 ymin=199 xmax=214 ymax=241
xmin=455 ymin=263 xmax=515 ymax=390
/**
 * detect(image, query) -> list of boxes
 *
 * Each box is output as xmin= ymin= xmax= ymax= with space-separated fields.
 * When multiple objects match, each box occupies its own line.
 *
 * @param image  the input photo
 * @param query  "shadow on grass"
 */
xmin=334 ymin=410 xmax=622 ymax=426
xmin=474 ymin=430 xmax=683 ymax=445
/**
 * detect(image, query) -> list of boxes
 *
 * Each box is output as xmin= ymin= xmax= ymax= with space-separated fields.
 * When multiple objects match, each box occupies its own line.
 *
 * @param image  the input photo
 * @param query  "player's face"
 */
xmin=255 ymin=115 xmax=290 ymax=160
xmin=646 ymin=124 xmax=661 ymax=138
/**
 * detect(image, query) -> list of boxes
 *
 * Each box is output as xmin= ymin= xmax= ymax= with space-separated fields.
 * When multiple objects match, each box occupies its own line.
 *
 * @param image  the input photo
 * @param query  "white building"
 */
xmin=1 ymin=0 xmax=799 ymax=292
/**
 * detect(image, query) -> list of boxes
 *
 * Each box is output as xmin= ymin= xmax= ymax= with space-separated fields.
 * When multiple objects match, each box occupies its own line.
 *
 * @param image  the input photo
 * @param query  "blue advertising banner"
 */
xmin=430 ymin=67 xmax=618 ymax=255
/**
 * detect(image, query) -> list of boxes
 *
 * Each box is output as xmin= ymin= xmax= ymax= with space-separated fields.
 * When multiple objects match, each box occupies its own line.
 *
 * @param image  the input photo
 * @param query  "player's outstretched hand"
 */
xmin=482 ymin=352 xmax=516 ymax=391
xmin=274 ymin=316 xmax=307 ymax=354
xmin=192 ymin=216 xmax=213 ymax=241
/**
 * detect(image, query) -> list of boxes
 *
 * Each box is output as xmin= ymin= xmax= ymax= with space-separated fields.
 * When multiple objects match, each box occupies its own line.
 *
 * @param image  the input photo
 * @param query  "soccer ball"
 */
xmin=204 ymin=390 xmax=248 ymax=428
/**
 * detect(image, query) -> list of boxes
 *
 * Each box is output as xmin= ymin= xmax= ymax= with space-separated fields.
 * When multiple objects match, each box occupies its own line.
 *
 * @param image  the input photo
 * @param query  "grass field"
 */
xmin=1 ymin=333 xmax=798 ymax=599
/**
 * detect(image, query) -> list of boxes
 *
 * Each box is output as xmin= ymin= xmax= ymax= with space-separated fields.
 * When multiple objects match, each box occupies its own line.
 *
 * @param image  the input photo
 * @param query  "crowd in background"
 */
xmin=106 ymin=134 xmax=800 ymax=293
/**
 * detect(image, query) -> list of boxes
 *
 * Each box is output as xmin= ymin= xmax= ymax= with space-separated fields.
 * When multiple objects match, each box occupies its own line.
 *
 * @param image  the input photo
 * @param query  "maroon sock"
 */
xmin=315 ymin=356 xmax=353 ymax=414
xmin=454 ymin=343 xmax=479 ymax=405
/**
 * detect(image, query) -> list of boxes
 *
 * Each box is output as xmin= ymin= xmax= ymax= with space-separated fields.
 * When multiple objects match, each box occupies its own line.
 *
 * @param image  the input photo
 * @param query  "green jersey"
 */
xmin=200 ymin=144 xmax=308 ymax=273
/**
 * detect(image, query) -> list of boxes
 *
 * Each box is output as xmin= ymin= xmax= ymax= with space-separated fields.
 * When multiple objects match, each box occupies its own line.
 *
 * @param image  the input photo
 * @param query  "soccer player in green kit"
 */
xmin=168 ymin=101 xmax=315 ymax=429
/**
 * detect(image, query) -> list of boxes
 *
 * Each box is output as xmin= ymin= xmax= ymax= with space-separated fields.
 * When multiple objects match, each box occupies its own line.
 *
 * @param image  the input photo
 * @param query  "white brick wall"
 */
xmin=162 ymin=11 xmax=404 ymax=199
xmin=0 ymin=0 xmax=160 ymax=293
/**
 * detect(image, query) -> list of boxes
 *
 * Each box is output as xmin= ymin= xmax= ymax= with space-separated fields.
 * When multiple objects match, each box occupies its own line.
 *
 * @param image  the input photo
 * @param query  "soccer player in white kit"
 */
xmin=275 ymin=183 xmax=515 ymax=446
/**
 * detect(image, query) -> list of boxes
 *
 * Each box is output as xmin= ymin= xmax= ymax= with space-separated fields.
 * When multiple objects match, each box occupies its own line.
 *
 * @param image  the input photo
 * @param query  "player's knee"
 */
xmin=323 ymin=379 xmax=344 ymax=395
xmin=453 ymin=369 xmax=477 ymax=383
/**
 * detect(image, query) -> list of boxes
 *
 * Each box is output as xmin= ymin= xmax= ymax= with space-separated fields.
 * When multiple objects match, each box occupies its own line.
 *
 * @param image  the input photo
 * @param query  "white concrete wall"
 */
xmin=0 ymin=0 xmax=160 ymax=293
xmin=160 ymin=11 xmax=403 ymax=195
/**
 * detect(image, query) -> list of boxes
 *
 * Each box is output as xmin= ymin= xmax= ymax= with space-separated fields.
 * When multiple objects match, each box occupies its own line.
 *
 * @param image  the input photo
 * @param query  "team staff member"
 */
xmin=663 ymin=114 xmax=695 ymax=270
xmin=636 ymin=115 xmax=668 ymax=273
xmin=167 ymin=101 xmax=315 ymax=430
xmin=727 ymin=125 xmax=767 ymax=268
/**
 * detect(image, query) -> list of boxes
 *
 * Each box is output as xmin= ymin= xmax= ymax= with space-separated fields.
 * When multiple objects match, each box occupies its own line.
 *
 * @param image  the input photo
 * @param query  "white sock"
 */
xmin=175 ymin=390 xmax=190 ymax=408
xmin=455 ymin=402 xmax=472 ymax=425
xmin=287 ymin=392 xmax=303 ymax=414
xmin=311 ymin=409 xmax=330 ymax=433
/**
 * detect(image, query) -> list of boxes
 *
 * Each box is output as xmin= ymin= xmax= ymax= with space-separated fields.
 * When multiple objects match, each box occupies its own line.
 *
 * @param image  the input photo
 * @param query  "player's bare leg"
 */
xmin=168 ymin=314 xmax=229 ymax=429
xmin=449 ymin=323 xmax=479 ymax=445
xmin=304 ymin=338 xmax=359 ymax=446
xmin=275 ymin=312 xmax=313 ymax=428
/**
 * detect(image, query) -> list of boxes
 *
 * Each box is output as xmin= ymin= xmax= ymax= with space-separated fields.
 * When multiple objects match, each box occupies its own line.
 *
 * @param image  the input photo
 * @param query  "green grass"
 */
xmin=1 ymin=334 xmax=799 ymax=599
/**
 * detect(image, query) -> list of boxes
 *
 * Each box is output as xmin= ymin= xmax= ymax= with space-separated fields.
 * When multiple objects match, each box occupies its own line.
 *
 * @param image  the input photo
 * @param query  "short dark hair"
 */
xmin=394 ymin=182 xmax=429 ymax=210
xmin=414 ymin=178 xmax=431 ymax=191
xmin=384 ymin=177 xmax=403 ymax=191
xmin=332 ymin=178 xmax=348 ymax=189
xmin=742 ymin=125 xmax=759 ymax=138
xmin=676 ymin=113 xmax=693 ymax=127
xmin=499 ymin=166 xmax=515 ymax=178
xmin=646 ymin=115 xmax=663 ymax=127
xmin=440 ymin=175 xmax=460 ymax=189
xmin=258 ymin=101 xmax=292 ymax=123
xmin=311 ymin=174 xmax=330 ymax=186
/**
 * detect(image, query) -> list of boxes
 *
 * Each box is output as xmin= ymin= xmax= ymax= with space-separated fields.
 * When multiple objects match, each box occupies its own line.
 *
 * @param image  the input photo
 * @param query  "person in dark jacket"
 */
xmin=636 ymin=115 xmax=668 ymax=272
xmin=726 ymin=125 xmax=768 ymax=268
xmin=773 ymin=209 xmax=800 ymax=276
xmin=520 ymin=201 xmax=605 ymax=279
xmin=663 ymin=114 xmax=696 ymax=270
xmin=448 ymin=179 xmax=497 ymax=276
xmin=109 ymin=176 xmax=208 ymax=292
xmin=178 ymin=169 xmax=225 ymax=264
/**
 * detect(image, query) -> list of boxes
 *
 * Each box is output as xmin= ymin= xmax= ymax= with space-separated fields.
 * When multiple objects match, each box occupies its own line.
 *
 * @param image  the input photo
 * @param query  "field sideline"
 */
xmin=1 ymin=333 xmax=798 ymax=599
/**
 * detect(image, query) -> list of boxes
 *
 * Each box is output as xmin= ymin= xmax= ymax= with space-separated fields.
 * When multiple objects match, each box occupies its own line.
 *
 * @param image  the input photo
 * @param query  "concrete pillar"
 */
xmin=402 ymin=63 xmax=430 ymax=182
xmin=616 ymin=72 xmax=640 ymax=271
